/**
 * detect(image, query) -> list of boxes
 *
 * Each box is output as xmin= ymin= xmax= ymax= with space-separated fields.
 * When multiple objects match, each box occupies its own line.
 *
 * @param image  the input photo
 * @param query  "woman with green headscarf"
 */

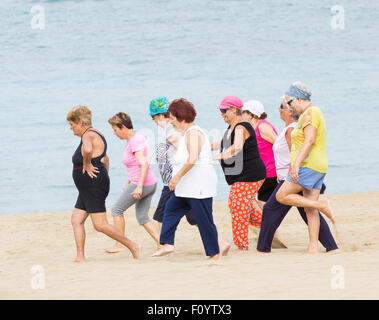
xmin=149 ymin=97 xmax=197 ymax=233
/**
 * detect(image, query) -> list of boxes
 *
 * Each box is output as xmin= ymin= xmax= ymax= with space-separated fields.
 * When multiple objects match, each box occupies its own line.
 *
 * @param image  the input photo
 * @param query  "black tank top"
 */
xmin=72 ymin=129 xmax=107 ymax=170
xmin=220 ymin=122 xmax=266 ymax=185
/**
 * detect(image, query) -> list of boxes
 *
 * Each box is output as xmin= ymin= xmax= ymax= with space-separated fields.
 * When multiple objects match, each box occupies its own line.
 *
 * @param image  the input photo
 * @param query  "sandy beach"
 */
xmin=1 ymin=191 xmax=379 ymax=300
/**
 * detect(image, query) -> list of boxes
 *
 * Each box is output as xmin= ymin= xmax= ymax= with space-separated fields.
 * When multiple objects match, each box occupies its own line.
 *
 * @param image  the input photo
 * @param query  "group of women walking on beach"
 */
xmin=67 ymin=81 xmax=337 ymax=263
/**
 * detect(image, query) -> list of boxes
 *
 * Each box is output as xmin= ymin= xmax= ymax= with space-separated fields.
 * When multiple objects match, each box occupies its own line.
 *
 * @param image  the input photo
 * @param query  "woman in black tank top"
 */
xmin=212 ymin=96 xmax=266 ymax=251
xmin=67 ymin=105 xmax=142 ymax=262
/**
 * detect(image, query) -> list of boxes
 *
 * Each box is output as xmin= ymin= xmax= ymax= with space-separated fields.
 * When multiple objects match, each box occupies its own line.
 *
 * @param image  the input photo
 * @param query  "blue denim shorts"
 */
xmin=286 ymin=167 xmax=326 ymax=191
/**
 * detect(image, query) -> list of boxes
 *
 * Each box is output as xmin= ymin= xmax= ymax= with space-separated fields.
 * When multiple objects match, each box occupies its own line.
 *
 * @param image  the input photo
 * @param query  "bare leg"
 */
xmin=303 ymin=189 xmax=321 ymax=254
xmin=105 ymin=216 xmax=126 ymax=253
xmin=71 ymin=208 xmax=89 ymax=263
xmin=142 ymin=220 xmax=160 ymax=248
xmin=91 ymin=213 xmax=142 ymax=259
xmin=157 ymin=222 xmax=162 ymax=235
xmin=218 ymin=237 xmax=231 ymax=256
xmin=276 ymin=181 xmax=335 ymax=223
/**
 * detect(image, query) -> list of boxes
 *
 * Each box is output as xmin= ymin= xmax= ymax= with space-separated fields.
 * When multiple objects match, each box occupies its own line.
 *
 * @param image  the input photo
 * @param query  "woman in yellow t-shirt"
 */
xmin=276 ymin=82 xmax=336 ymax=254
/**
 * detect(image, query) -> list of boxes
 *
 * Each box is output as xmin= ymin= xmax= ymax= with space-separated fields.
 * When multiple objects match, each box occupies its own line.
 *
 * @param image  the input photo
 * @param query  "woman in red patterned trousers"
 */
xmin=212 ymin=96 xmax=266 ymax=250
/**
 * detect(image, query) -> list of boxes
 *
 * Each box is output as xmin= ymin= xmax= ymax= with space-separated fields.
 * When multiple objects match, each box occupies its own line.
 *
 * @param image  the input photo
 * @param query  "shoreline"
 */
xmin=2 ymin=190 xmax=379 ymax=216
xmin=1 ymin=191 xmax=379 ymax=299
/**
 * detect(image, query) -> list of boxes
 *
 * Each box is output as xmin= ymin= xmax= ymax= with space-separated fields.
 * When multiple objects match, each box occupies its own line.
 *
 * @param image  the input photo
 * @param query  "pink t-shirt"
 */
xmin=255 ymin=120 xmax=278 ymax=178
xmin=122 ymin=133 xmax=157 ymax=186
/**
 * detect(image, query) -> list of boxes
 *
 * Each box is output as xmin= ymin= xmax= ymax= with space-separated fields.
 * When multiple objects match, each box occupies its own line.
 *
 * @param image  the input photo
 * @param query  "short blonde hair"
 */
xmin=108 ymin=112 xmax=133 ymax=129
xmin=66 ymin=105 xmax=92 ymax=126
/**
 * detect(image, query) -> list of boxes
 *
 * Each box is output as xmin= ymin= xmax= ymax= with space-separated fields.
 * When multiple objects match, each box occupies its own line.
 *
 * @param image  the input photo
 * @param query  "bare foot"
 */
xmin=220 ymin=242 xmax=231 ymax=256
xmin=304 ymin=245 xmax=319 ymax=254
xmin=74 ymin=256 xmax=85 ymax=263
xmin=207 ymin=254 xmax=220 ymax=260
xmin=152 ymin=244 xmax=174 ymax=257
xmin=131 ymin=244 xmax=143 ymax=259
xmin=320 ymin=199 xmax=336 ymax=225
xmin=105 ymin=244 xmax=126 ymax=253
xmin=256 ymin=250 xmax=270 ymax=254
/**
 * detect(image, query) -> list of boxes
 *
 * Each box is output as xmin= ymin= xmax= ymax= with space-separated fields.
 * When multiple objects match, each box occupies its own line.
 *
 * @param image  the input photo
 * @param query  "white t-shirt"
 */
xmin=172 ymin=125 xmax=217 ymax=199
xmin=272 ymin=122 xmax=297 ymax=181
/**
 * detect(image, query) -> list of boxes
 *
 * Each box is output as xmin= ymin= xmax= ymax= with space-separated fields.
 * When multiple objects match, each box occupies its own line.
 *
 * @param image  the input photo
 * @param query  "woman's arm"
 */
xmin=168 ymin=130 xmax=204 ymax=191
xmin=285 ymin=127 xmax=294 ymax=151
xmin=131 ymin=151 xmax=149 ymax=200
xmin=167 ymin=133 xmax=181 ymax=148
xmin=211 ymin=140 xmax=222 ymax=151
xmin=81 ymin=133 xmax=99 ymax=178
xmin=259 ymin=123 xmax=278 ymax=144
xmin=290 ymin=125 xmax=316 ymax=181
xmin=213 ymin=126 xmax=249 ymax=161
xmin=101 ymin=154 xmax=110 ymax=172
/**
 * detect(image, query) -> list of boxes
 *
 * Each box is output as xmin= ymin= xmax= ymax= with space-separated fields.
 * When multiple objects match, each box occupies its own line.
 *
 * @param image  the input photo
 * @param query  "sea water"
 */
xmin=0 ymin=0 xmax=378 ymax=214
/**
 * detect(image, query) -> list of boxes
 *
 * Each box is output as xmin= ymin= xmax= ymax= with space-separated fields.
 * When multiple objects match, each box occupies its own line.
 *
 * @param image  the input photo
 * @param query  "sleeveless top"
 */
xmin=255 ymin=120 xmax=278 ymax=178
xmin=72 ymin=129 xmax=107 ymax=170
xmin=172 ymin=125 xmax=217 ymax=199
xmin=272 ymin=122 xmax=297 ymax=181
xmin=220 ymin=122 xmax=266 ymax=185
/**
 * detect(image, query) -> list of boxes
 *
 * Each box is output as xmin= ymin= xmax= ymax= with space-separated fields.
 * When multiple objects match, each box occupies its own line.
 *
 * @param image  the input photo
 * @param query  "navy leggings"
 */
xmin=160 ymin=194 xmax=220 ymax=256
xmin=257 ymin=180 xmax=338 ymax=252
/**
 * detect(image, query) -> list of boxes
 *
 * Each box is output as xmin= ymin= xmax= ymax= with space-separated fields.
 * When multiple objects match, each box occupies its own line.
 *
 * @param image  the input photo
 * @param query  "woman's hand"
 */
xmin=290 ymin=165 xmax=299 ymax=182
xmin=168 ymin=175 xmax=181 ymax=191
xmin=211 ymin=140 xmax=221 ymax=151
xmin=212 ymin=153 xmax=222 ymax=161
xmin=122 ymin=180 xmax=131 ymax=191
xmin=82 ymin=163 xmax=99 ymax=178
xmin=130 ymin=185 xmax=143 ymax=200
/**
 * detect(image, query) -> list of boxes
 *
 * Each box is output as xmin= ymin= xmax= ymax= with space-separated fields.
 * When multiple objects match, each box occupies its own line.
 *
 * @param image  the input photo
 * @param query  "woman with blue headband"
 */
xmin=256 ymin=97 xmax=338 ymax=254
xmin=275 ymin=82 xmax=336 ymax=254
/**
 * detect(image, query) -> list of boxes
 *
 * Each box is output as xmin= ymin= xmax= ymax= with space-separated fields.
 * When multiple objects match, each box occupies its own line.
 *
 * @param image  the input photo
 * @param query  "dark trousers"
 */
xmin=160 ymin=194 xmax=220 ymax=256
xmin=257 ymin=180 xmax=338 ymax=252
xmin=153 ymin=186 xmax=197 ymax=225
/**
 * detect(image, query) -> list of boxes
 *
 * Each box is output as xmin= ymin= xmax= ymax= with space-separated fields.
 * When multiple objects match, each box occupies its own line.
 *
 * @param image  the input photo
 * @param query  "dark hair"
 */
xmin=259 ymin=112 xmax=267 ymax=120
xmin=242 ymin=110 xmax=267 ymax=120
xmin=108 ymin=112 xmax=133 ymax=129
xmin=168 ymin=98 xmax=197 ymax=123
xmin=151 ymin=112 xmax=170 ymax=120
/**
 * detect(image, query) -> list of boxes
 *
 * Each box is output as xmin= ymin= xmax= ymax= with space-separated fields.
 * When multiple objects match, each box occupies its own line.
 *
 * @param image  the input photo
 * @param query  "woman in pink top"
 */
xmin=242 ymin=100 xmax=278 ymax=209
xmin=106 ymin=112 xmax=160 ymax=253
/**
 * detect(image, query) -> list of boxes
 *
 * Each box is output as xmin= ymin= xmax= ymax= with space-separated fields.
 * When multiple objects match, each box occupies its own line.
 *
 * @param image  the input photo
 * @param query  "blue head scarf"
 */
xmin=149 ymin=96 xmax=170 ymax=116
xmin=285 ymin=83 xmax=312 ymax=100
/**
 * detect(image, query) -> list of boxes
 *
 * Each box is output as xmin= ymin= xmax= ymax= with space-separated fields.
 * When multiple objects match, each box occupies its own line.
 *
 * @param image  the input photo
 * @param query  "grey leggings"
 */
xmin=111 ymin=183 xmax=157 ymax=225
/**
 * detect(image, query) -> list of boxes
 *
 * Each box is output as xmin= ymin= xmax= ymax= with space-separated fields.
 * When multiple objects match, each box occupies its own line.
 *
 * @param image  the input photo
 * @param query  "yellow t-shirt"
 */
xmin=290 ymin=106 xmax=328 ymax=173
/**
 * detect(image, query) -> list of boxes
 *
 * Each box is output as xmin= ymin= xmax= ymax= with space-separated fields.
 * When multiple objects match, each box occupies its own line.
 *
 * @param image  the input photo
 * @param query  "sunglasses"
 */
xmin=220 ymin=108 xmax=228 ymax=114
xmin=286 ymin=99 xmax=295 ymax=107
xmin=280 ymin=103 xmax=291 ymax=110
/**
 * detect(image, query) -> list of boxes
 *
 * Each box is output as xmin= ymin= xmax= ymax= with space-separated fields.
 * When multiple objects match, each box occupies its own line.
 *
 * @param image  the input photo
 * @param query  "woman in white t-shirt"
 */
xmin=152 ymin=98 xmax=222 ymax=259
